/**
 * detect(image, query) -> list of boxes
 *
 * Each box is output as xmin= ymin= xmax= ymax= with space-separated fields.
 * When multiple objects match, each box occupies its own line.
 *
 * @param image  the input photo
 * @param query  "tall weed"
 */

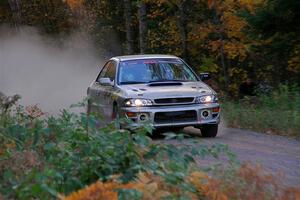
xmin=223 ymin=85 xmax=300 ymax=136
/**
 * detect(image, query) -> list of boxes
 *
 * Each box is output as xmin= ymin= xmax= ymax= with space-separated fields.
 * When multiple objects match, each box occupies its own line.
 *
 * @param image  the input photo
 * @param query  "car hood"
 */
xmin=119 ymin=81 xmax=215 ymax=99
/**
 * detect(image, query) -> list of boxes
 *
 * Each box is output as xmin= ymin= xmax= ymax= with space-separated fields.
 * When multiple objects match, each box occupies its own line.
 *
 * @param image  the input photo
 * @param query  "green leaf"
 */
xmin=41 ymin=183 xmax=57 ymax=197
xmin=117 ymin=189 xmax=143 ymax=200
xmin=163 ymin=132 xmax=177 ymax=140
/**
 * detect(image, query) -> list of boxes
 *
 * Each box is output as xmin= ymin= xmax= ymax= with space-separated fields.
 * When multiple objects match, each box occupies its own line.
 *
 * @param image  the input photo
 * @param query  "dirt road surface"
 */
xmin=157 ymin=126 xmax=300 ymax=187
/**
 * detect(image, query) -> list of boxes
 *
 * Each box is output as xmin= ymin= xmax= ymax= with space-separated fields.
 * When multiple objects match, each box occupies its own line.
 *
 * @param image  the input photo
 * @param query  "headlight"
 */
xmin=195 ymin=95 xmax=218 ymax=104
xmin=124 ymin=98 xmax=153 ymax=107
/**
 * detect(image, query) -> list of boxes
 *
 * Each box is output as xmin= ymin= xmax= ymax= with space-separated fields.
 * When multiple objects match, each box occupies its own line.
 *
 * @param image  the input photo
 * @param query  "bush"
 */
xmin=62 ymin=164 xmax=300 ymax=200
xmin=0 ymin=96 xmax=233 ymax=199
xmin=1 ymin=95 xmax=299 ymax=199
xmin=222 ymin=85 xmax=300 ymax=136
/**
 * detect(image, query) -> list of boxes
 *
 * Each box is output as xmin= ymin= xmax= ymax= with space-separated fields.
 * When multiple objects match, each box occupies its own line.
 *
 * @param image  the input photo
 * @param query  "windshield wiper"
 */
xmin=120 ymin=81 xmax=147 ymax=85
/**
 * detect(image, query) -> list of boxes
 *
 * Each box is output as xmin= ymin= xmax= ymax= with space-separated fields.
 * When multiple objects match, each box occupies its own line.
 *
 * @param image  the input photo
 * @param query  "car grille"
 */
xmin=154 ymin=97 xmax=194 ymax=105
xmin=154 ymin=110 xmax=197 ymax=124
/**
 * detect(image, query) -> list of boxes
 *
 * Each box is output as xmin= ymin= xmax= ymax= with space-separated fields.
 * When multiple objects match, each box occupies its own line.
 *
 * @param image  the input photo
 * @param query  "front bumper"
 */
xmin=120 ymin=103 xmax=220 ymax=128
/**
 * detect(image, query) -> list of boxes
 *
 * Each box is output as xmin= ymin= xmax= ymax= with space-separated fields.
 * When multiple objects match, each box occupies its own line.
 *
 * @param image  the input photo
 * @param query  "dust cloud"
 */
xmin=0 ymin=27 xmax=104 ymax=114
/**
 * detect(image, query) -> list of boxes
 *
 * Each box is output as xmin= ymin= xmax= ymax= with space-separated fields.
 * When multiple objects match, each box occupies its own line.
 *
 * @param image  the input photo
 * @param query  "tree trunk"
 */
xmin=219 ymin=38 xmax=228 ymax=90
xmin=138 ymin=1 xmax=147 ymax=54
xmin=123 ymin=0 xmax=134 ymax=54
xmin=212 ymin=8 xmax=229 ymax=90
xmin=177 ymin=0 xmax=188 ymax=61
xmin=8 ymin=0 xmax=22 ymax=29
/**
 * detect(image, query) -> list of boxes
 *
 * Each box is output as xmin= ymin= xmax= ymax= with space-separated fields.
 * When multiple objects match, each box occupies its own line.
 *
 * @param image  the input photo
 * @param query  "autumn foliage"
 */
xmin=1 ymin=0 xmax=299 ymax=94
xmin=62 ymin=164 xmax=300 ymax=200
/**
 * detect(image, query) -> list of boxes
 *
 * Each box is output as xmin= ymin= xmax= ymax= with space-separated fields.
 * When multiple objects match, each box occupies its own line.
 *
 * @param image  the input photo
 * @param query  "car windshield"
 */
xmin=118 ymin=59 xmax=198 ymax=85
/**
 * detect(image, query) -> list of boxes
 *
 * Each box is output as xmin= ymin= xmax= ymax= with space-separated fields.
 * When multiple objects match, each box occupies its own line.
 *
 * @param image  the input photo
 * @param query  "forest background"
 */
xmin=1 ymin=0 xmax=299 ymax=95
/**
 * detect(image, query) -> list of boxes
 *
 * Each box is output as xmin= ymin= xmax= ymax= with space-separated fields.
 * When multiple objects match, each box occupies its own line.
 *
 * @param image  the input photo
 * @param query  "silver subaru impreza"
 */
xmin=87 ymin=55 xmax=220 ymax=137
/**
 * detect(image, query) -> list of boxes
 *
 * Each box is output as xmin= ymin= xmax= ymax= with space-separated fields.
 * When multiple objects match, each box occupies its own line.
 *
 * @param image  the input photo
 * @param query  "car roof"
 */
xmin=111 ymin=54 xmax=180 ymax=61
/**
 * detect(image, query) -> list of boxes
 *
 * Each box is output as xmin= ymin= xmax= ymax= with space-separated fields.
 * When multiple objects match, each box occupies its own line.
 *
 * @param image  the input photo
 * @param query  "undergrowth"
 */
xmin=222 ymin=85 xmax=300 ymax=137
xmin=0 ymin=94 xmax=299 ymax=199
xmin=61 ymin=163 xmax=300 ymax=200
xmin=0 ymin=95 xmax=233 ymax=199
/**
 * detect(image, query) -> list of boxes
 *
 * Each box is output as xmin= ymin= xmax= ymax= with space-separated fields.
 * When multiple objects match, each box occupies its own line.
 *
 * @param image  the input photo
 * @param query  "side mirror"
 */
xmin=99 ymin=77 xmax=114 ymax=86
xmin=199 ymin=72 xmax=210 ymax=81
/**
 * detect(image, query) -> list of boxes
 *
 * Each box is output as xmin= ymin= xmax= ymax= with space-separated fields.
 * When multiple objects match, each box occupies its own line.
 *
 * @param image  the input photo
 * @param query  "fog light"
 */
xmin=139 ymin=114 xmax=146 ymax=121
xmin=201 ymin=110 xmax=211 ymax=119
xmin=202 ymin=111 xmax=209 ymax=117
xmin=138 ymin=113 xmax=149 ymax=121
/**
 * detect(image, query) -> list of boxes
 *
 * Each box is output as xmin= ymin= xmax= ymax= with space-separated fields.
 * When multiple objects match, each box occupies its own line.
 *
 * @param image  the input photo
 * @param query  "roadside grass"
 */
xmin=222 ymin=85 xmax=300 ymax=137
xmin=0 ymin=94 xmax=299 ymax=199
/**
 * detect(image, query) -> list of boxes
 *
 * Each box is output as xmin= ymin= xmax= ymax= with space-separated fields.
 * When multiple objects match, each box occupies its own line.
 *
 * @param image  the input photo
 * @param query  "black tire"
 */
xmin=151 ymin=129 xmax=163 ymax=138
xmin=170 ymin=127 xmax=184 ymax=133
xmin=200 ymin=124 xmax=218 ymax=138
xmin=87 ymin=100 xmax=91 ymax=116
xmin=112 ymin=105 xmax=121 ymax=129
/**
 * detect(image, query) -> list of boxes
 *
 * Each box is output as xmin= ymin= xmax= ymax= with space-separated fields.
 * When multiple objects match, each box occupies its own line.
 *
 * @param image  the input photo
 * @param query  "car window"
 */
xmin=96 ymin=61 xmax=110 ymax=82
xmin=105 ymin=61 xmax=117 ymax=81
xmin=96 ymin=61 xmax=117 ymax=82
xmin=118 ymin=59 xmax=198 ymax=84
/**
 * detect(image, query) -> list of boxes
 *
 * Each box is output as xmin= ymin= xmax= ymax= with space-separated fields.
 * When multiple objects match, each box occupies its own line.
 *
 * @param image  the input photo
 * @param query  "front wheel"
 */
xmin=200 ymin=124 xmax=218 ymax=138
xmin=87 ymin=100 xmax=91 ymax=116
xmin=112 ymin=105 xmax=121 ymax=129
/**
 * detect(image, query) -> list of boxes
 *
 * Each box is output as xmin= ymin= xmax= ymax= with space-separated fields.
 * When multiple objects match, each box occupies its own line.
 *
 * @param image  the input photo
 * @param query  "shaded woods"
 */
xmin=1 ymin=1 xmax=300 ymax=199
xmin=1 ymin=0 xmax=299 ymax=95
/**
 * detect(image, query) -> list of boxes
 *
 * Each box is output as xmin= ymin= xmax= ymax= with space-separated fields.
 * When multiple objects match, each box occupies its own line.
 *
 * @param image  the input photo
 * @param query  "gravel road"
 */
xmin=156 ymin=125 xmax=300 ymax=187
